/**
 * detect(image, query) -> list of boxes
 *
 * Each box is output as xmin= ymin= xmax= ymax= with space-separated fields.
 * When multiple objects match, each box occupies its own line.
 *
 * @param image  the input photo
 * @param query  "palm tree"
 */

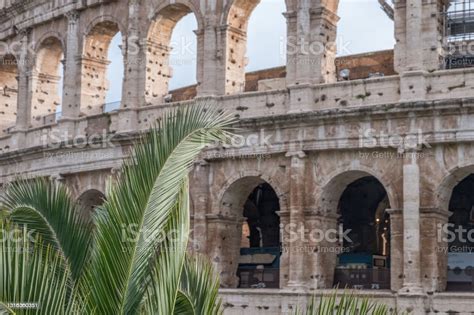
xmin=294 ymin=291 xmax=403 ymax=315
xmin=0 ymin=105 xmax=234 ymax=314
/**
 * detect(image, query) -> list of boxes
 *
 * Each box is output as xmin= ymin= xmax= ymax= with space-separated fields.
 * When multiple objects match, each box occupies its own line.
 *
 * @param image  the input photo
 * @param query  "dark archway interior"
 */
xmin=338 ymin=176 xmax=390 ymax=255
xmin=238 ymin=183 xmax=280 ymax=288
xmin=335 ymin=176 xmax=391 ymax=290
xmin=447 ymin=174 xmax=474 ymax=291
xmin=242 ymin=183 xmax=280 ymax=248
xmin=77 ymin=189 xmax=106 ymax=219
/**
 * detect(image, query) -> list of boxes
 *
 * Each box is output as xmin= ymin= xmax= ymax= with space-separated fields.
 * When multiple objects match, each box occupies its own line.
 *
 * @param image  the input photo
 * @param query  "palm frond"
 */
xmin=0 ymin=222 xmax=73 ymax=314
xmin=83 ymin=105 xmax=235 ymax=314
xmin=294 ymin=291 xmax=403 ymax=315
xmin=0 ymin=179 xmax=92 ymax=282
xmin=177 ymin=254 xmax=223 ymax=315
xmin=141 ymin=180 xmax=189 ymax=314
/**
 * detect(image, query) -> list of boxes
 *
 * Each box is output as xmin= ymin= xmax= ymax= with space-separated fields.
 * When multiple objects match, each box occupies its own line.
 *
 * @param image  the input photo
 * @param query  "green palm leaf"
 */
xmin=141 ymin=180 xmax=190 ymax=314
xmin=0 ymin=179 xmax=92 ymax=282
xmin=83 ymin=105 xmax=234 ymax=314
xmin=0 ymin=222 xmax=72 ymax=314
xmin=177 ymin=254 xmax=223 ymax=315
xmin=295 ymin=291 xmax=403 ymax=315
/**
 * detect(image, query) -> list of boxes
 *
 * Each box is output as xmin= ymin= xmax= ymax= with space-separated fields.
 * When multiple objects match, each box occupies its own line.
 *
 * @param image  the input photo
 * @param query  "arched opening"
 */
xmin=224 ymin=0 xmax=287 ymax=94
xmin=0 ymin=54 xmax=18 ymax=135
xmin=31 ymin=37 xmax=64 ymax=127
xmin=331 ymin=176 xmax=391 ymax=290
xmin=216 ymin=176 xmax=281 ymax=288
xmin=145 ymin=4 xmax=198 ymax=104
xmin=77 ymin=189 xmax=106 ymax=219
xmin=446 ymin=173 xmax=474 ymax=291
xmin=104 ymin=32 xmax=123 ymax=112
xmin=238 ymin=183 xmax=280 ymax=288
xmin=81 ymin=21 xmax=122 ymax=115
xmin=335 ymin=0 xmax=396 ymax=80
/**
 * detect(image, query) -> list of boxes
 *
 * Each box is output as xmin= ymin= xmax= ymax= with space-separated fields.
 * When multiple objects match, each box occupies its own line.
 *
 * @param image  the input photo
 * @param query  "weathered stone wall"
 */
xmin=0 ymin=0 xmax=473 ymax=314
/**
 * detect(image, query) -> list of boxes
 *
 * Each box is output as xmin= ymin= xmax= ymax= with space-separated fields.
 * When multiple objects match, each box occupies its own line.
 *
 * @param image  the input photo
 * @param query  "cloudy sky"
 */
xmin=104 ymin=0 xmax=394 ymax=103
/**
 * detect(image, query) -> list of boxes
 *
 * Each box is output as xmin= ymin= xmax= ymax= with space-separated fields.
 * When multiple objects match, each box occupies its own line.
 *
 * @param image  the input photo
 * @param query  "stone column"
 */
xmin=196 ymin=15 xmax=224 ymax=97
xmin=405 ymin=0 xmax=423 ymax=71
xmin=387 ymin=209 xmax=403 ymax=291
xmin=278 ymin=210 xmax=291 ymax=288
xmin=305 ymin=211 xmax=338 ymax=289
xmin=222 ymin=25 xmax=247 ymax=95
xmin=285 ymin=150 xmax=307 ymax=289
xmin=398 ymin=0 xmax=426 ymax=101
xmin=190 ymin=160 xmax=210 ymax=254
xmin=420 ymin=207 xmax=451 ymax=293
xmin=206 ymin=214 xmax=242 ymax=288
xmin=400 ymin=153 xmax=423 ymax=294
xmin=284 ymin=10 xmax=297 ymax=86
xmin=395 ymin=0 xmax=447 ymax=72
xmin=286 ymin=1 xmax=339 ymax=113
xmin=118 ymin=0 xmax=144 ymax=132
xmin=15 ymin=28 xmax=32 ymax=131
xmin=286 ymin=1 xmax=339 ymax=86
xmin=396 ymin=0 xmax=448 ymax=101
xmin=61 ymin=10 xmax=81 ymax=120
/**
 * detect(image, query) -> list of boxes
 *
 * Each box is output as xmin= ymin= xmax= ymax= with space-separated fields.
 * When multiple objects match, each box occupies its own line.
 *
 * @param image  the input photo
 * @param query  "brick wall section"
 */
xmin=170 ymin=50 xmax=396 ymax=101
xmin=170 ymin=85 xmax=197 ymax=102
xmin=244 ymin=67 xmax=287 ymax=92
xmin=335 ymin=49 xmax=396 ymax=80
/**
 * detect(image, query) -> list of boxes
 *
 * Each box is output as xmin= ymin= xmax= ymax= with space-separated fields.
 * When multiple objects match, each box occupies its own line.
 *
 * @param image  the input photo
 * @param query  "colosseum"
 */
xmin=1 ymin=0 xmax=474 ymax=313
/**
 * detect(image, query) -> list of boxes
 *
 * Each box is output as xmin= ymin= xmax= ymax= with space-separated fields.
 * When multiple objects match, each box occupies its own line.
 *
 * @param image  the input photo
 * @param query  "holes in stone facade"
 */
xmin=146 ymin=4 xmax=197 ymax=105
xmin=82 ymin=21 xmax=122 ymax=116
xmin=0 ymin=54 xmax=18 ymax=135
xmin=225 ymin=0 xmax=286 ymax=95
xmin=32 ymin=37 xmax=64 ymax=127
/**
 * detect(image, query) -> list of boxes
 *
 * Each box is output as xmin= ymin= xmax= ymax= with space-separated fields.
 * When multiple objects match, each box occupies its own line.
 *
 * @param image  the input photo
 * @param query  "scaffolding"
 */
xmin=444 ymin=1 xmax=474 ymax=68
xmin=445 ymin=0 xmax=474 ymax=42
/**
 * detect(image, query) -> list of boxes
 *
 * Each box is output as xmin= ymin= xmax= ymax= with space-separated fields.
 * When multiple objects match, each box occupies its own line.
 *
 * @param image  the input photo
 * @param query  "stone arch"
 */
xmin=33 ymin=32 xmax=65 ymax=54
xmin=221 ymin=0 xmax=289 ymax=95
xmin=81 ymin=19 xmax=123 ymax=116
xmin=77 ymin=188 xmax=106 ymax=218
xmin=437 ymin=164 xmax=474 ymax=291
xmin=31 ymin=36 xmax=64 ymax=127
xmin=221 ymin=0 xmax=292 ymax=25
xmin=319 ymin=167 xmax=398 ymax=215
xmin=212 ymin=174 xmax=285 ymax=288
xmin=149 ymin=0 xmax=204 ymax=31
xmin=0 ymin=54 xmax=19 ymax=135
xmin=83 ymin=15 xmax=126 ymax=40
xmin=437 ymin=164 xmax=474 ymax=212
xmin=321 ymin=168 xmax=393 ymax=290
xmin=215 ymin=170 xmax=288 ymax=216
xmin=144 ymin=2 xmax=201 ymax=104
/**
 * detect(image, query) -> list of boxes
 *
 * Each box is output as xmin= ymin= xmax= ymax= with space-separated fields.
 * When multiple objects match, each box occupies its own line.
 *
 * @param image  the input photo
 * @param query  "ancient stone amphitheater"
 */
xmin=0 ymin=0 xmax=474 ymax=313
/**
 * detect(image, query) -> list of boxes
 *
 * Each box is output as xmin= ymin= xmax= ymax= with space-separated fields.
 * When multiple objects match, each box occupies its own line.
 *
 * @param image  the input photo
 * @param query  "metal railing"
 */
xmin=333 ymin=268 xmax=391 ymax=290
xmin=445 ymin=0 xmax=474 ymax=42
xmin=237 ymin=268 xmax=280 ymax=289
xmin=447 ymin=267 xmax=474 ymax=291
xmin=102 ymin=100 xmax=121 ymax=113
xmin=36 ymin=100 xmax=121 ymax=127
xmin=443 ymin=1 xmax=474 ymax=68
xmin=41 ymin=111 xmax=62 ymax=126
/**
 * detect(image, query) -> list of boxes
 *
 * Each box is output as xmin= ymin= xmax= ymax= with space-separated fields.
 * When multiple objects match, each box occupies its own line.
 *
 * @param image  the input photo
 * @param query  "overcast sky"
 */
xmin=104 ymin=0 xmax=395 ymax=103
